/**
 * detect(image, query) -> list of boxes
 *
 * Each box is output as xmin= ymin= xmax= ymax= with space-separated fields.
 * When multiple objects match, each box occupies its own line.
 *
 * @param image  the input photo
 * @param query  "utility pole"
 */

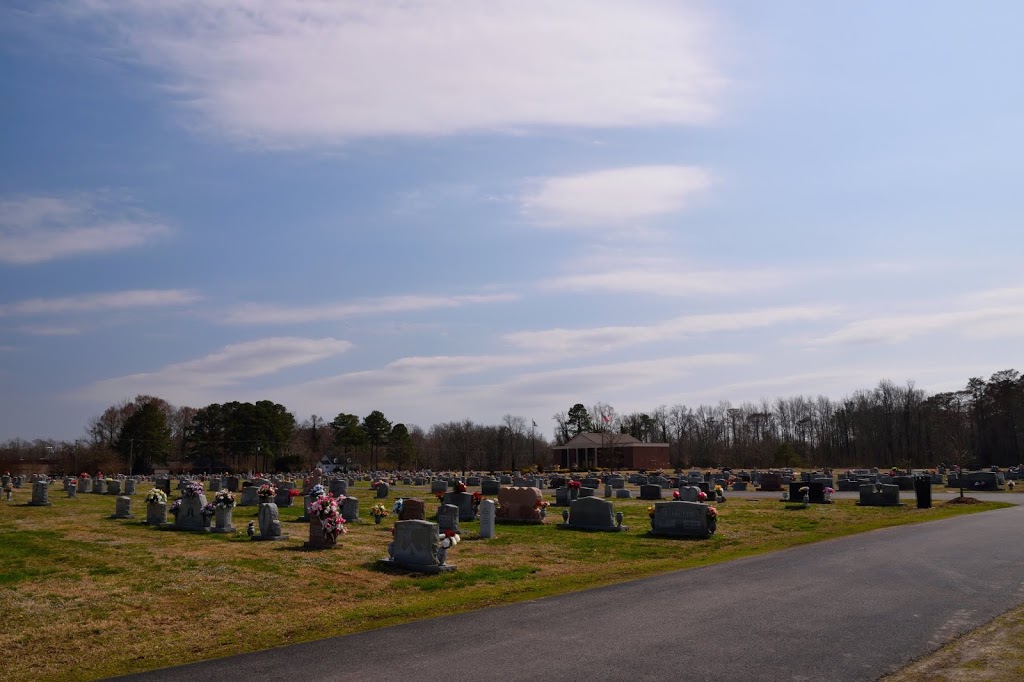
xmin=128 ymin=439 xmax=134 ymax=477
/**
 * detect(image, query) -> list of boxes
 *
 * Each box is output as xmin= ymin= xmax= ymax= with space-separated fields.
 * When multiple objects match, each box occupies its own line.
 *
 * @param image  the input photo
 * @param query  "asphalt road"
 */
xmin=120 ymin=499 xmax=1024 ymax=682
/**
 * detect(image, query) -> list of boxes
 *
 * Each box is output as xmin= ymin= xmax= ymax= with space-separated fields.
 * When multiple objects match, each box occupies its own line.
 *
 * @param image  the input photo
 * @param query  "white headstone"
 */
xmin=479 ymin=499 xmax=496 ymax=539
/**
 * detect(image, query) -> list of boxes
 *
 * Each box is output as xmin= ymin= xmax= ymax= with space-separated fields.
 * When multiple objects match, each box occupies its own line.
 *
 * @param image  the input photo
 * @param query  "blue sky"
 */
xmin=2 ymin=0 xmax=1022 ymax=442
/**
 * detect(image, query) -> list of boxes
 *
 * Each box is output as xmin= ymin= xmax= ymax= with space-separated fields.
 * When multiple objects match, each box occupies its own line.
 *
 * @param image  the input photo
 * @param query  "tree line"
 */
xmin=1 ymin=369 xmax=1020 ymax=473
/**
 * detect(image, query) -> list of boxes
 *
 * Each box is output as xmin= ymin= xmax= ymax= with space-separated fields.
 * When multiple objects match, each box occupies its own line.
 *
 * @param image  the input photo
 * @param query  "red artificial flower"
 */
xmin=457 ymin=482 xmax=467 ymax=493
xmin=444 ymin=530 xmax=456 ymax=537
xmin=472 ymin=492 xmax=482 ymax=502
xmin=672 ymin=490 xmax=680 ymax=499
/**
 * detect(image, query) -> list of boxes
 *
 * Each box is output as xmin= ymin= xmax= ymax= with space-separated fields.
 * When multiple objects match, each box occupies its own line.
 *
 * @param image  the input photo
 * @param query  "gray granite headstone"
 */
xmin=93 ymin=479 xmax=107 ymax=494
xmin=175 ymin=493 xmax=209 ymax=531
xmin=239 ymin=486 xmax=259 ymax=506
xmin=123 ymin=479 xmax=136 ymax=495
xmin=254 ymin=502 xmax=287 ymax=540
xmin=146 ymin=502 xmax=167 ymax=525
xmin=437 ymin=503 xmax=460 ymax=534
xmin=28 ymin=481 xmax=51 ymax=506
xmin=77 ymin=477 xmax=92 ymax=493
xmin=565 ymin=496 xmax=625 ymax=531
xmin=341 ymin=496 xmax=360 ymax=523
xmin=650 ymin=501 xmax=713 ymax=537
xmin=106 ymin=480 xmax=122 ymax=495
xmin=111 ymin=496 xmax=134 ymax=519
xmin=481 ymin=479 xmax=501 ymax=495
xmin=479 ymin=499 xmax=496 ymax=539
xmin=376 ymin=482 xmax=390 ymax=498
xmin=383 ymin=520 xmax=453 ymax=572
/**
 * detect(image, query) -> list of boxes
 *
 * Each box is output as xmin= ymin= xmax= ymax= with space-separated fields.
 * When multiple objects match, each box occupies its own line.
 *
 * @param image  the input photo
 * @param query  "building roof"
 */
xmin=553 ymin=432 xmax=668 ymax=449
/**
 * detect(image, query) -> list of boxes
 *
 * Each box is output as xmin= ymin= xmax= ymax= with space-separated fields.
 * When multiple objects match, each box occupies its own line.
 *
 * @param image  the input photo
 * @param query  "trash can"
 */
xmin=914 ymin=475 xmax=932 ymax=509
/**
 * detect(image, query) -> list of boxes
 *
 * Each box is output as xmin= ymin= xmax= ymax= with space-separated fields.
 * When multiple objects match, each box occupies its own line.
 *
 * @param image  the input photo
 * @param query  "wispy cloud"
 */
xmin=523 ymin=165 xmax=713 ymax=228
xmin=0 ymin=194 xmax=171 ymax=264
xmin=223 ymin=293 xmax=518 ymax=325
xmin=0 ymin=290 xmax=200 ymax=317
xmin=807 ymin=298 xmax=1024 ymax=347
xmin=539 ymin=254 xmax=788 ymax=296
xmin=78 ymin=337 xmax=352 ymax=399
xmin=505 ymin=305 xmax=839 ymax=354
xmin=62 ymin=1 xmax=724 ymax=146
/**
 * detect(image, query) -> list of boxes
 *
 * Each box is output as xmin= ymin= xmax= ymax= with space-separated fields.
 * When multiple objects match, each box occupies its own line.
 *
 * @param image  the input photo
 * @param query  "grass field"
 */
xmin=0 ymin=483 xmax=1011 ymax=681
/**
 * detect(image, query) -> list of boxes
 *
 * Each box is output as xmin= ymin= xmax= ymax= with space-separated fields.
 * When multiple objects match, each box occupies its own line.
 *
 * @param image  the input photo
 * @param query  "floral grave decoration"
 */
xmin=182 ymin=482 xmax=204 ymax=499
xmin=370 ymin=503 xmax=390 ymax=519
xmin=200 ymin=503 xmax=217 ymax=518
xmin=456 ymin=481 xmax=467 ymax=493
xmin=439 ymin=529 xmax=460 ymax=549
xmin=257 ymin=484 xmax=277 ymax=499
xmin=823 ymin=487 xmax=835 ymax=495
xmin=707 ymin=506 xmax=718 ymax=521
xmin=310 ymin=484 xmax=326 ymax=498
xmin=214 ymin=490 xmax=235 ymax=509
xmin=697 ymin=490 xmax=708 ymax=502
xmin=168 ymin=499 xmax=182 ymax=516
xmin=145 ymin=488 xmax=168 ymax=505
xmin=672 ymin=490 xmax=681 ymax=500
xmin=392 ymin=498 xmax=404 ymax=515
xmin=647 ymin=505 xmax=657 ymax=518
xmin=309 ymin=493 xmax=347 ymax=538
xmin=567 ymin=480 xmax=582 ymax=489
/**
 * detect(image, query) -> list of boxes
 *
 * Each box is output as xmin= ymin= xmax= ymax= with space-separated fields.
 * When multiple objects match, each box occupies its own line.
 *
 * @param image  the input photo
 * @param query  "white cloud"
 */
xmin=807 ymin=305 xmax=1024 ymax=347
xmin=523 ymin=165 xmax=713 ymax=228
xmin=505 ymin=305 xmax=839 ymax=354
xmin=65 ymin=0 xmax=724 ymax=146
xmin=223 ymin=293 xmax=519 ymax=325
xmin=0 ymin=289 xmax=200 ymax=317
xmin=0 ymin=195 xmax=171 ymax=264
xmin=79 ymin=337 xmax=352 ymax=399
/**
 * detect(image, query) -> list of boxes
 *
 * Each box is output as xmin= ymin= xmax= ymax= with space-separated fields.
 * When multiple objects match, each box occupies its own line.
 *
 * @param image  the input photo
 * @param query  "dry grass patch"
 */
xmin=0 ymin=485 xmax=1008 ymax=681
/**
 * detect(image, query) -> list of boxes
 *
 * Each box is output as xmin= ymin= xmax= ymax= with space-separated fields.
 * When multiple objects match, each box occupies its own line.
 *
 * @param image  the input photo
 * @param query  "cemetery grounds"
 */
xmin=0 ymin=481 xmax=1015 ymax=681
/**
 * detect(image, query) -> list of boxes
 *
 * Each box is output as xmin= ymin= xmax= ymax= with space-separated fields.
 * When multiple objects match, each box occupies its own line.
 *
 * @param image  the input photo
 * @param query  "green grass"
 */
xmin=0 ymin=484 xmax=1010 ymax=682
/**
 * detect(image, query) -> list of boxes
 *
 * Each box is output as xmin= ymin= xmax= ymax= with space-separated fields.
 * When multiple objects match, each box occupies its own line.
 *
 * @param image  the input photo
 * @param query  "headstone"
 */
xmin=208 ymin=479 xmax=221 ymax=493
xmin=28 ymin=481 xmax=51 ymax=506
xmin=341 ymin=496 xmax=360 ymax=523
xmin=563 ymin=496 xmax=626 ymax=532
xmin=608 ymin=477 xmax=625 ymax=489
xmin=174 ymin=492 xmax=210 ymax=531
xmin=146 ymin=502 xmax=167 ymax=525
xmin=466 ymin=476 xmax=481 ymax=486
xmin=437 ymin=503 xmax=460 ymax=534
xmin=443 ymin=491 xmax=475 ymax=521
xmin=376 ymin=482 xmax=390 ymax=499
xmin=858 ymin=483 xmax=902 ymax=507
xmin=67 ymin=483 xmax=77 ymax=499
xmin=239 ymin=486 xmax=260 ymax=506
xmin=639 ymin=484 xmax=663 ymax=500
xmin=111 ymin=496 xmax=134 ymax=519
xmin=274 ymin=489 xmax=293 ymax=507
xmin=614 ymin=489 xmax=632 ymax=499
xmin=123 ymin=479 xmax=136 ymax=495
xmin=213 ymin=505 xmax=235 ymax=533
xmin=431 ymin=480 xmax=448 ymax=495
xmin=381 ymin=520 xmax=454 ymax=573
xmin=93 ymin=479 xmax=107 ymax=494
xmin=495 ymin=487 xmax=544 ymax=523
xmin=226 ymin=476 xmax=240 ymax=492
xmin=578 ymin=487 xmax=597 ymax=498
xmin=253 ymin=502 xmax=287 ymax=540
xmin=499 ymin=476 xmax=513 ymax=485
xmin=329 ymin=479 xmax=348 ymax=497
xmin=758 ymin=472 xmax=783 ymax=492
xmin=604 ymin=483 xmax=613 ymax=498
xmin=399 ymin=498 xmax=426 ymax=521
xmin=479 ymin=499 xmax=496 ymax=538
xmin=155 ymin=478 xmax=170 ymax=495
xmin=106 ymin=480 xmax=121 ymax=495
xmin=77 ymin=477 xmax=92 ymax=494
xmin=650 ymin=501 xmax=714 ymax=537
xmin=481 ymin=479 xmax=501 ymax=495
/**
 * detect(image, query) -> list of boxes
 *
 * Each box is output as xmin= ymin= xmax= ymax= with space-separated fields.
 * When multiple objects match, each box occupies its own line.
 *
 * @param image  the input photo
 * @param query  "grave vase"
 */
xmin=708 ymin=518 xmax=717 ymax=535
xmin=215 ymin=506 xmax=233 ymax=530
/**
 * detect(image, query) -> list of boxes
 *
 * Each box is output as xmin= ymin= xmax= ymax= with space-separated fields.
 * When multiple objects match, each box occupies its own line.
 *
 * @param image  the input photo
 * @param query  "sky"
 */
xmin=1 ymin=0 xmax=1022 ymax=442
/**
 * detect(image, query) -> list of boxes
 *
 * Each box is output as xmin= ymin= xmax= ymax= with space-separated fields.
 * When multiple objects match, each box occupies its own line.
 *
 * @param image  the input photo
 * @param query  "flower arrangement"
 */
xmin=309 ymin=493 xmax=347 ymax=537
xmin=798 ymin=486 xmax=809 ymax=495
xmin=310 ymin=484 xmax=326 ymax=498
xmin=371 ymin=480 xmax=382 ymax=489
xmin=707 ymin=506 xmax=718 ymax=521
xmin=672 ymin=490 xmax=681 ymax=500
xmin=434 ymin=490 xmax=445 ymax=501
xmin=535 ymin=499 xmax=550 ymax=510
xmin=697 ymin=491 xmax=707 ymax=502
xmin=289 ymin=489 xmax=301 ymax=497
xmin=714 ymin=485 xmax=723 ymax=493
xmin=567 ymin=480 xmax=582 ymax=489
xmin=182 ymin=482 xmax=203 ymax=499
xmin=214 ymin=490 xmax=235 ymax=509
xmin=370 ymin=503 xmax=389 ymax=519
xmin=145 ymin=488 xmax=167 ymax=505
xmin=257 ymin=484 xmax=277 ymax=499
xmin=169 ymin=499 xmax=181 ymax=516
xmin=392 ymin=498 xmax=404 ymax=515
xmin=439 ymin=529 xmax=460 ymax=549
xmin=647 ymin=505 xmax=656 ymax=518
xmin=823 ymin=487 xmax=835 ymax=495
xmin=79 ymin=472 xmax=89 ymax=479
xmin=200 ymin=503 xmax=216 ymax=518
xmin=456 ymin=481 xmax=467 ymax=493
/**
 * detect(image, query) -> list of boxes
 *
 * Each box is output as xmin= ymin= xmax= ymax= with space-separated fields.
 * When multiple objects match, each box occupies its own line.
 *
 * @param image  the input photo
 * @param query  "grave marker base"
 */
xmin=376 ymin=558 xmax=456 ymax=574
